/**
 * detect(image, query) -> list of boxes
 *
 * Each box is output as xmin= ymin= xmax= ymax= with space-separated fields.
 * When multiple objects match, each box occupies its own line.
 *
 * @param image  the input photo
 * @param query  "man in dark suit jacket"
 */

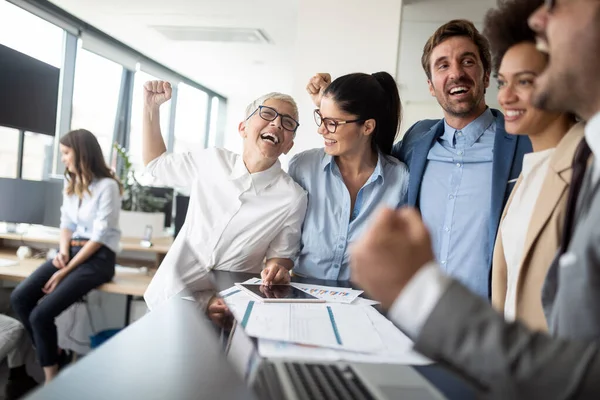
xmin=392 ymin=20 xmax=531 ymax=298
xmin=352 ymin=1 xmax=600 ymax=398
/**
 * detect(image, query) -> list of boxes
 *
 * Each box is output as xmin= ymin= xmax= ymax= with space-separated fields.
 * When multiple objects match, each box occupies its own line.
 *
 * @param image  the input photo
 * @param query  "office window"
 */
xmin=0 ymin=127 xmax=19 ymax=178
xmin=174 ymin=83 xmax=209 ymax=153
xmin=129 ymin=71 xmax=171 ymax=180
xmin=22 ymin=132 xmax=55 ymax=181
xmin=71 ymin=49 xmax=123 ymax=160
xmin=0 ymin=2 xmax=64 ymax=68
xmin=207 ymin=97 xmax=221 ymax=148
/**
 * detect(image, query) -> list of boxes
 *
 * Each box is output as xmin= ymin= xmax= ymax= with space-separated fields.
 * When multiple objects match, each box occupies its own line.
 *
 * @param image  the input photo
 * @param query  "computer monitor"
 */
xmin=0 ymin=178 xmax=46 ymax=229
xmin=43 ymin=177 xmax=65 ymax=228
xmin=147 ymin=187 xmax=174 ymax=228
xmin=174 ymin=194 xmax=190 ymax=238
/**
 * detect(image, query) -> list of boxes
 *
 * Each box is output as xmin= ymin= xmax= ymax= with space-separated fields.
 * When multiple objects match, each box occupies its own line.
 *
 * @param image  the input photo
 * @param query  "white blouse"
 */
xmin=143 ymin=147 xmax=307 ymax=310
xmin=60 ymin=177 xmax=121 ymax=253
xmin=501 ymin=148 xmax=555 ymax=321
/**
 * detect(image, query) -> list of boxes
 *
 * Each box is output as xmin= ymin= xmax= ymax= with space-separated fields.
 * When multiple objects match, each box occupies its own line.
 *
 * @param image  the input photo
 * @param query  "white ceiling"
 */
xmin=50 ymin=0 xmax=300 ymax=100
xmin=50 ymin=0 xmax=499 ymax=110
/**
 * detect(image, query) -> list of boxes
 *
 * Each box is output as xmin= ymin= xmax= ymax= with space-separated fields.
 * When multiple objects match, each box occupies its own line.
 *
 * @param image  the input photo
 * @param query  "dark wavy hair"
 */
xmin=60 ymin=129 xmax=123 ymax=198
xmin=323 ymin=72 xmax=402 ymax=155
xmin=483 ymin=0 xmax=544 ymax=75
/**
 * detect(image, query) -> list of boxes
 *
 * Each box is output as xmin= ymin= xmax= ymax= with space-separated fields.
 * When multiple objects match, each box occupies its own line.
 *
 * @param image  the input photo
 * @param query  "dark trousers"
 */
xmin=10 ymin=246 xmax=115 ymax=367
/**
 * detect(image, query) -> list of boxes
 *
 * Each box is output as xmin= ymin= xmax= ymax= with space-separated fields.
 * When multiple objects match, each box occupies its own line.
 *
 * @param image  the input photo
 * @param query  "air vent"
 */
xmin=152 ymin=26 xmax=272 ymax=44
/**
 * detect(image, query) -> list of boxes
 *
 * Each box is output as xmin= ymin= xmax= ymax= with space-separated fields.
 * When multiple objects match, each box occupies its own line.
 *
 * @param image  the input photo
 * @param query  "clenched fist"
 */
xmin=306 ymin=73 xmax=332 ymax=108
xmin=350 ymin=207 xmax=435 ymax=309
xmin=144 ymin=80 xmax=172 ymax=109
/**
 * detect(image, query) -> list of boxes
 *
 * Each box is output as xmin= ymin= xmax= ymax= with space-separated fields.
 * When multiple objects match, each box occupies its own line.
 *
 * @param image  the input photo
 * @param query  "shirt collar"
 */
xmin=229 ymin=155 xmax=282 ymax=193
xmin=320 ymin=150 xmax=385 ymax=183
xmin=585 ymin=111 xmax=600 ymax=160
xmin=442 ymin=107 xmax=495 ymax=147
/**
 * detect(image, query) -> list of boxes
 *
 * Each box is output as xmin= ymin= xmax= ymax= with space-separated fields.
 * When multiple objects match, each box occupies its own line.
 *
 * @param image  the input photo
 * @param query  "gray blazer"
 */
xmin=412 ymin=169 xmax=600 ymax=399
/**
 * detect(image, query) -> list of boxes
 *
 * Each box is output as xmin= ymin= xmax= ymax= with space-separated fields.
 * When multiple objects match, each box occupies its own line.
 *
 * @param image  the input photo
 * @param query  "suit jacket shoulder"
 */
xmin=415 ymin=280 xmax=600 ymax=399
xmin=392 ymin=119 xmax=442 ymax=163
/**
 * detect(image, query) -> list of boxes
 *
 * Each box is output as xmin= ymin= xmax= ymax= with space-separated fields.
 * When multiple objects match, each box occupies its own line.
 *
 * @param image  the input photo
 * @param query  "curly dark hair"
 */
xmin=483 ymin=0 xmax=544 ymax=75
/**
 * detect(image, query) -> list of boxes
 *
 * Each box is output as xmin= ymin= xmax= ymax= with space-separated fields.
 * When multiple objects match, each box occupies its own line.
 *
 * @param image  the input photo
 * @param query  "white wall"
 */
xmin=399 ymin=100 xmax=444 ymax=138
xmin=289 ymin=0 xmax=404 ymax=157
xmin=222 ymin=0 xmax=404 ymax=163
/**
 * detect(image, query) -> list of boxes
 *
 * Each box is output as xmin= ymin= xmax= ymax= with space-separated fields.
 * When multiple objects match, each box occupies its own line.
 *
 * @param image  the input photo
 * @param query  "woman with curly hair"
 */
xmin=11 ymin=129 xmax=122 ymax=383
xmin=484 ymin=0 xmax=585 ymax=331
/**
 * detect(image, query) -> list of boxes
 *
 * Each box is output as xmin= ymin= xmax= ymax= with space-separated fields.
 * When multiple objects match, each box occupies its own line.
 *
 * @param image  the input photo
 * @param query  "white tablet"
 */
xmin=235 ymin=283 xmax=325 ymax=303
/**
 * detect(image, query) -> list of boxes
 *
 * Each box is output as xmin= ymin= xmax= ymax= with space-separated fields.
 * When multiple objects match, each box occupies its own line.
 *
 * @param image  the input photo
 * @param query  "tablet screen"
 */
xmin=238 ymin=284 xmax=319 ymax=300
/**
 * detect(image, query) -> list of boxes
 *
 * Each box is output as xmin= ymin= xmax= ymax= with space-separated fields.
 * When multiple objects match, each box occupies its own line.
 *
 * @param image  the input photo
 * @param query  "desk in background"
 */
xmin=0 ymin=248 xmax=152 ymax=325
xmin=0 ymin=230 xmax=173 ymax=268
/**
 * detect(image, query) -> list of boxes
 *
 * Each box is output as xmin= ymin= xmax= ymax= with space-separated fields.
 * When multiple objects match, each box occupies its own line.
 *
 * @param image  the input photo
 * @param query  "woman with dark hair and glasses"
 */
xmin=11 ymin=129 xmax=122 ymax=383
xmin=141 ymin=81 xmax=307 ymax=310
xmin=288 ymin=72 xmax=409 ymax=280
xmin=484 ymin=0 xmax=584 ymax=331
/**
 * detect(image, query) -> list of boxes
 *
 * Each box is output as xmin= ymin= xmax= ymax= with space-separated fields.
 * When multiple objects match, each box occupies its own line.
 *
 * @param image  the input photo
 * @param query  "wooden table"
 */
xmin=0 ymin=247 xmax=154 ymax=325
xmin=0 ymin=231 xmax=173 ymax=268
xmin=0 ymin=249 xmax=153 ymax=297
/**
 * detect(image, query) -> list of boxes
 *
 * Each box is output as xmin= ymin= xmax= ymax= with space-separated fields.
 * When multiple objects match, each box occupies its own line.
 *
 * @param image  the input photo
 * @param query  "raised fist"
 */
xmin=144 ymin=80 xmax=172 ymax=108
xmin=306 ymin=73 xmax=332 ymax=108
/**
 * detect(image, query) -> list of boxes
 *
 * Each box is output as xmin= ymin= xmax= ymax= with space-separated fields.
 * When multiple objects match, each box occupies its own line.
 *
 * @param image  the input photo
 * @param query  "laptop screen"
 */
xmin=187 ymin=276 xmax=263 ymax=384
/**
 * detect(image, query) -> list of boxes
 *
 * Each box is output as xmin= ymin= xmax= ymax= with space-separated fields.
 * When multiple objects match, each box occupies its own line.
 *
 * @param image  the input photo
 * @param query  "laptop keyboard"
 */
xmin=255 ymin=361 xmax=376 ymax=400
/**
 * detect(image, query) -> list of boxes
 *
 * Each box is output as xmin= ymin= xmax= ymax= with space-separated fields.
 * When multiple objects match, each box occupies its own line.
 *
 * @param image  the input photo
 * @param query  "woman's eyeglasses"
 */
xmin=313 ymin=109 xmax=364 ymax=134
xmin=246 ymin=105 xmax=299 ymax=133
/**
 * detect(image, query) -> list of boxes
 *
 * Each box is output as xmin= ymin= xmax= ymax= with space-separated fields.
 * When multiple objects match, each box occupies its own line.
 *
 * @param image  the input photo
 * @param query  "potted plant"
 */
xmin=113 ymin=143 xmax=171 ymax=238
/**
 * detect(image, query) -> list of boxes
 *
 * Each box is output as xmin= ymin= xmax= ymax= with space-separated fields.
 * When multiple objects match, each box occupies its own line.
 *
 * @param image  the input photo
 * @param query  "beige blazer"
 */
xmin=491 ymin=122 xmax=585 ymax=331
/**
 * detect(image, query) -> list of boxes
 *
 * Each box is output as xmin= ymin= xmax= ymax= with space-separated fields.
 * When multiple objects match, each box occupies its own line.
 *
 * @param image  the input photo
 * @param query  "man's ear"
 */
xmin=483 ymin=72 xmax=491 ymax=89
xmin=363 ymin=119 xmax=376 ymax=136
xmin=427 ymin=80 xmax=436 ymax=97
xmin=282 ymin=139 xmax=294 ymax=155
xmin=238 ymin=121 xmax=247 ymax=138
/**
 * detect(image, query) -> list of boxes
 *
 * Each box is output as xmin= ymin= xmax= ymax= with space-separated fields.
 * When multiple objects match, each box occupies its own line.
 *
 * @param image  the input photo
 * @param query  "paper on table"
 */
xmin=241 ymin=279 xmax=364 ymax=304
xmin=222 ymin=289 xmax=255 ymax=322
xmin=258 ymin=306 xmax=431 ymax=365
xmin=242 ymin=302 xmax=385 ymax=353
xmin=290 ymin=283 xmax=363 ymax=304
xmin=242 ymin=277 xmax=263 ymax=284
xmin=0 ymin=258 xmax=18 ymax=268
xmin=351 ymin=297 xmax=380 ymax=306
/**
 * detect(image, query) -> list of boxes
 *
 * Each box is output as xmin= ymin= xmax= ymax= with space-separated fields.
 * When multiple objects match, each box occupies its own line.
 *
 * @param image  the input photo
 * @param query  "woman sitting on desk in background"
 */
xmin=483 ymin=0 xmax=584 ymax=331
xmin=289 ymin=72 xmax=408 ymax=280
xmin=11 ymin=129 xmax=122 ymax=383
xmin=141 ymin=81 xmax=307 ymax=311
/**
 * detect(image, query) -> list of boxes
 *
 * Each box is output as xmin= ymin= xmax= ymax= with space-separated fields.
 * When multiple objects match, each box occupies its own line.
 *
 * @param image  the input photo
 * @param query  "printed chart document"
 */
xmin=241 ymin=302 xmax=385 ymax=353
xmin=258 ymin=306 xmax=431 ymax=365
xmin=290 ymin=283 xmax=362 ymax=304
xmin=240 ymin=278 xmax=364 ymax=304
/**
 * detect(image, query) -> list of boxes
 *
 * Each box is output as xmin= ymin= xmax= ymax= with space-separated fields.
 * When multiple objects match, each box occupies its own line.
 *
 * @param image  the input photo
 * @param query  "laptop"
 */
xmin=194 ymin=277 xmax=448 ymax=400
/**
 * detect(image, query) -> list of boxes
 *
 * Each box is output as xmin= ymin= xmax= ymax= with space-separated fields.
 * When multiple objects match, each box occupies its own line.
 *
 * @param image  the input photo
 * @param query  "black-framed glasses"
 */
xmin=246 ymin=105 xmax=299 ymax=133
xmin=313 ymin=109 xmax=364 ymax=134
xmin=545 ymin=0 xmax=556 ymax=11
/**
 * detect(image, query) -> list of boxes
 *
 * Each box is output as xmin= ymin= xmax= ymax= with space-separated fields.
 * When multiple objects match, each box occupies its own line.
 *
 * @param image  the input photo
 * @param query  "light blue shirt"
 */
xmin=60 ymin=177 xmax=122 ymax=253
xmin=288 ymin=148 xmax=409 ymax=280
xmin=420 ymin=108 xmax=495 ymax=298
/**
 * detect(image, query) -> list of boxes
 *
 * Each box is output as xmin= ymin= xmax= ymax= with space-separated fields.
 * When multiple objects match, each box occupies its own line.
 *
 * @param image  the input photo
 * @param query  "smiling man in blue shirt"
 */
xmin=392 ymin=20 xmax=532 ymax=298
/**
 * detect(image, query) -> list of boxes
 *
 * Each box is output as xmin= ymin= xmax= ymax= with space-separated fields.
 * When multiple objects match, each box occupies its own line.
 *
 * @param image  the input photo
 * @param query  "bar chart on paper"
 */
xmin=290 ymin=283 xmax=363 ymax=303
